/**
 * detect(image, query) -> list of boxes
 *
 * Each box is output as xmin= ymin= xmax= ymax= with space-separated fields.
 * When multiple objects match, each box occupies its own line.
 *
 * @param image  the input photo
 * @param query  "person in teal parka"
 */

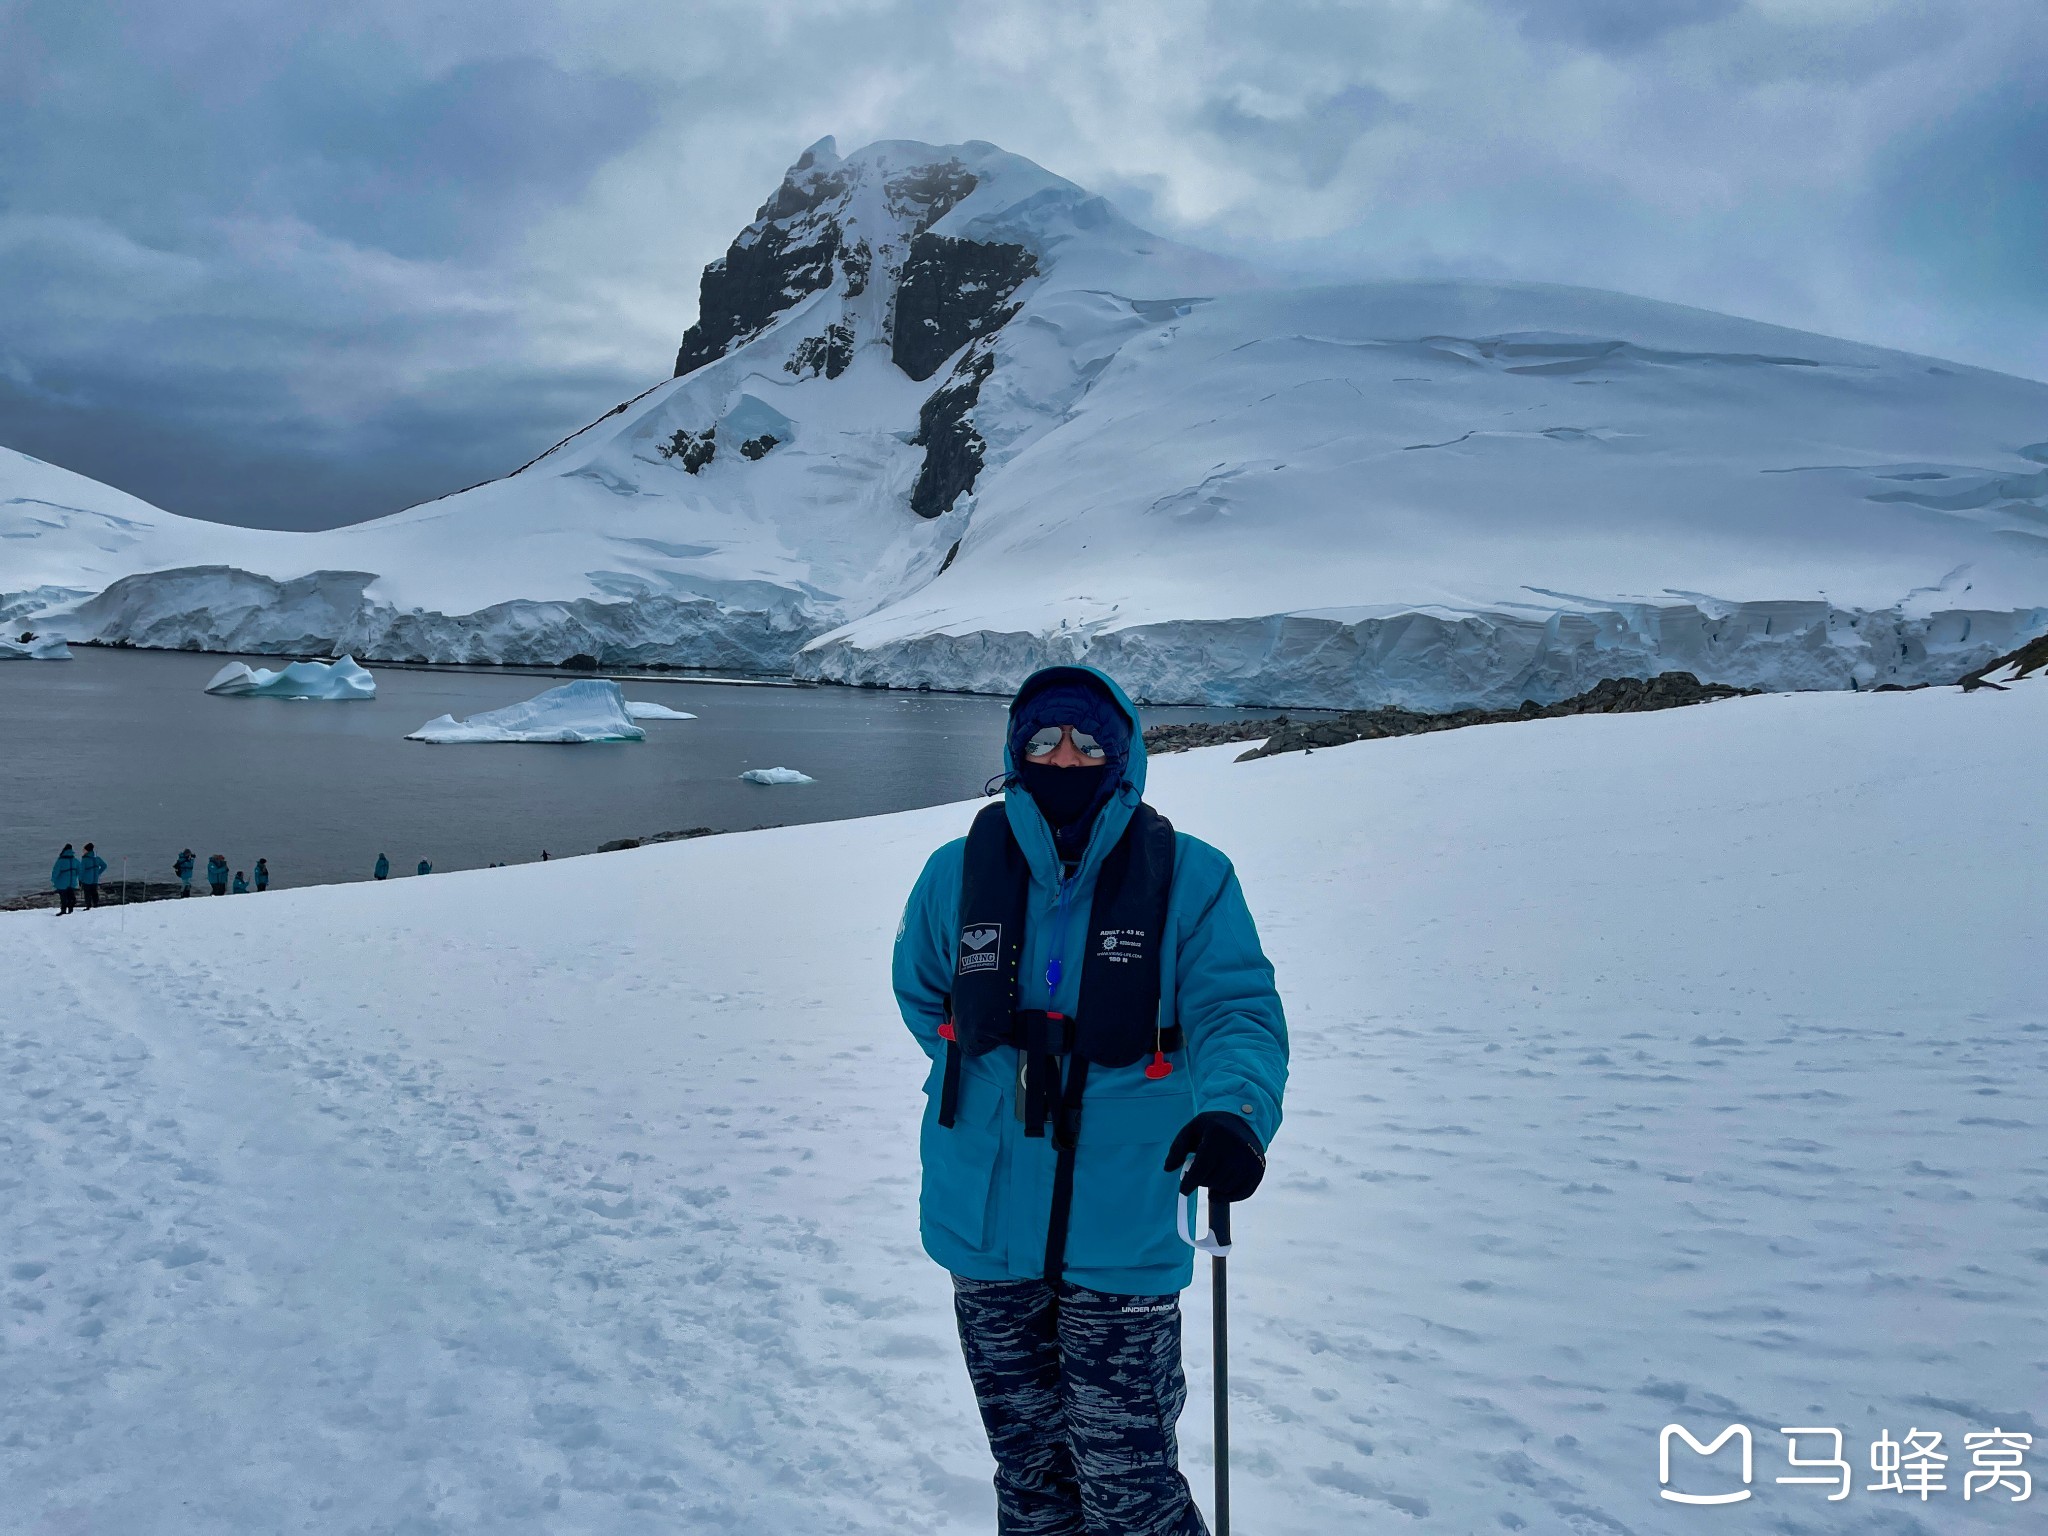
xmin=374 ymin=853 xmax=389 ymax=881
xmin=51 ymin=843 xmax=81 ymax=915
xmin=77 ymin=842 xmax=108 ymax=910
xmin=231 ymin=870 xmax=249 ymax=894
xmin=175 ymin=848 xmax=196 ymax=897
xmin=254 ymin=858 xmax=269 ymax=892
xmin=206 ymin=854 xmax=228 ymax=895
xmin=894 ymin=664 xmax=1287 ymax=1535
xmin=416 ymin=859 xmax=431 ymax=877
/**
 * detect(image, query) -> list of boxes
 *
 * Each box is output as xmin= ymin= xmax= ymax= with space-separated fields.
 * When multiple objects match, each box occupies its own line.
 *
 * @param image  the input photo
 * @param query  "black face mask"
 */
xmin=1018 ymin=759 xmax=1113 ymax=851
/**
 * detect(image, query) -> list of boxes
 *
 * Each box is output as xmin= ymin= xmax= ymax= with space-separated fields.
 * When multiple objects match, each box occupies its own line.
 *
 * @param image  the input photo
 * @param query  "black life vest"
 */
xmin=936 ymin=798 xmax=1180 ymax=1283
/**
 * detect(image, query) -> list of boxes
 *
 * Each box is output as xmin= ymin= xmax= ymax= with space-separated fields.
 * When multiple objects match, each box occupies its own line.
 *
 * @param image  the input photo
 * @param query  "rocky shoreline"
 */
xmin=1144 ymin=671 xmax=1760 ymax=759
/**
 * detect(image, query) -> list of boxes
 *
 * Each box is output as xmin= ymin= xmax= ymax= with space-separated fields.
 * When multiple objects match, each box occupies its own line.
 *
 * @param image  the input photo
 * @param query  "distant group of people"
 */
xmin=48 ymin=843 xmax=109 ymax=914
xmin=173 ymin=848 xmax=269 ymax=898
xmin=373 ymin=854 xmax=432 ymax=879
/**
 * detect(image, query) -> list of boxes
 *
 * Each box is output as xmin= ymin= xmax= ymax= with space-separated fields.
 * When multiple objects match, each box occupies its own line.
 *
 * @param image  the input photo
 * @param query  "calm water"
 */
xmin=0 ymin=648 xmax=1251 ymax=897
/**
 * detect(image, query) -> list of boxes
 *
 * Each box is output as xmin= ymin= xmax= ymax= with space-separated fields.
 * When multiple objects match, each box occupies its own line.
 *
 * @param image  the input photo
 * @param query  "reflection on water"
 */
xmin=0 ymin=648 xmax=1255 ymax=895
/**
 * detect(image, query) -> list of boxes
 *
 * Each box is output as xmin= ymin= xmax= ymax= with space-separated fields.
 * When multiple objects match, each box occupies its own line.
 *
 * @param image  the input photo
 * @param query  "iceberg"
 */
xmin=204 ymin=655 xmax=376 ymax=698
xmin=408 ymin=679 xmax=647 ymax=744
xmin=625 ymin=700 xmax=697 ymax=720
xmin=741 ymin=766 xmax=815 ymax=785
xmin=0 ymin=632 xmax=72 ymax=660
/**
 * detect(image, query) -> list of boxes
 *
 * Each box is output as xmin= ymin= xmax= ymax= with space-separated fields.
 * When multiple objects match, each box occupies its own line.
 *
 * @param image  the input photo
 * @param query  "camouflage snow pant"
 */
xmin=952 ymin=1274 xmax=1208 ymax=1536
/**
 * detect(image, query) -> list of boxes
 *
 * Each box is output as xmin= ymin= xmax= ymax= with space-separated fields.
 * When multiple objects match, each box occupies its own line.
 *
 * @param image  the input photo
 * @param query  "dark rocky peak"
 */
xmin=673 ymin=140 xmax=861 ymax=378
xmin=883 ymin=160 xmax=978 ymax=231
xmin=673 ymin=139 xmax=1064 ymax=382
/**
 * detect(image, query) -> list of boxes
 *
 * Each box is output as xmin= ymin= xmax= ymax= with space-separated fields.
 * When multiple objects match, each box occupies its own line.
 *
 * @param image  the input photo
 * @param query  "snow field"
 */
xmin=3 ymin=681 xmax=2044 ymax=1533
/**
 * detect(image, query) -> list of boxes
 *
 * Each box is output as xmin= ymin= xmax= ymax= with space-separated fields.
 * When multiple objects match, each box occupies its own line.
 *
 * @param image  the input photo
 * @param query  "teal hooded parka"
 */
xmin=892 ymin=665 xmax=1288 ymax=1294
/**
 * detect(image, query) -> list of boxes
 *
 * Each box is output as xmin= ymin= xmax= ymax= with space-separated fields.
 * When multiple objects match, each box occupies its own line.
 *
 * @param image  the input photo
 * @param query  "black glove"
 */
xmin=1164 ymin=1111 xmax=1266 ymax=1202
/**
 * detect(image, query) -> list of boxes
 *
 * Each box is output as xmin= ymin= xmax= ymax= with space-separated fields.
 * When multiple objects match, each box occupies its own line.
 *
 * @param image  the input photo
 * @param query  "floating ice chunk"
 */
xmin=0 ymin=633 xmax=72 ymax=660
xmin=408 ymin=679 xmax=646 ymax=743
xmin=205 ymin=655 xmax=376 ymax=699
xmin=625 ymin=701 xmax=698 ymax=720
xmin=741 ymin=766 xmax=815 ymax=785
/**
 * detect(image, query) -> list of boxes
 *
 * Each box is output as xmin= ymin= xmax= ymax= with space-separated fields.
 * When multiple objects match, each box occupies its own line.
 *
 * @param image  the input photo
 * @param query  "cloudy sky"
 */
xmin=2 ymin=0 xmax=2043 ymax=529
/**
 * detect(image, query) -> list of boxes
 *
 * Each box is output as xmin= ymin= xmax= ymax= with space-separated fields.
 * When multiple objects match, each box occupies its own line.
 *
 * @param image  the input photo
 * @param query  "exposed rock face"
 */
xmin=673 ymin=159 xmax=849 ymax=378
xmin=657 ymin=428 xmax=716 ymax=473
xmin=910 ymin=346 xmax=995 ymax=518
xmin=661 ymin=138 xmax=1046 ymax=527
xmin=785 ymin=323 xmax=853 ymax=380
xmin=891 ymin=234 xmax=1038 ymax=382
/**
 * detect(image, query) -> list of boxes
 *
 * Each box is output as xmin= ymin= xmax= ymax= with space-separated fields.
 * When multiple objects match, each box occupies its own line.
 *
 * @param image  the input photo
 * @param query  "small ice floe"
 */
xmin=625 ymin=701 xmax=697 ymax=720
xmin=0 ymin=632 xmax=72 ymax=660
xmin=741 ymin=766 xmax=815 ymax=785
xmin=205 ymin=655 xmax=376 ymax=699
xmin=409 ymin=679 xmax=646 ymax=744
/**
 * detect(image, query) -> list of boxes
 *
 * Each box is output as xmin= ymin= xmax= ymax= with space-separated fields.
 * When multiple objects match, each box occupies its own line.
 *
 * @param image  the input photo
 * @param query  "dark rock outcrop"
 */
xmin=598 ymin=827 xmax=717 ymax=853
xmin=1143 ymin=672 xmax=1759 ymax=758
xmin=910 ymin=346 xmax=996 ymax=518
xmin=739 ymin=435 xmax=779 ymax=461
xmin=673 ymin=161 xmax=848 ymax=377
xmin=891 ymin=234 xmax=1037 ymax=382
xmin=1959 ymin=628 xmax=2048 ymax=689
xmin=785 ymin=322 xmax=853 ymax=380
xmin=657 ymin=428 xmax=716 ymax=473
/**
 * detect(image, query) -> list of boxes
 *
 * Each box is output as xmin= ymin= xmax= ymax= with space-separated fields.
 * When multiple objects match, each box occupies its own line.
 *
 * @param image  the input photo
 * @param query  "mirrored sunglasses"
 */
xmin=1023 ymin=724 xmax=1107 ymax=759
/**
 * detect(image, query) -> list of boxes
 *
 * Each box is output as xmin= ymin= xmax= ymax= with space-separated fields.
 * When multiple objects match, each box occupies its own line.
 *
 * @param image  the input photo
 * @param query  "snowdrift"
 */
xmin=408 ymin=679 xmax=646 ymax=744
xmin=204 ymin=656 xmax=376 ymax=699
xmin=8 ymin=140 xmax=2048 ymax=705
xmin=5 ymin=682 xmax=2044 ymax=1532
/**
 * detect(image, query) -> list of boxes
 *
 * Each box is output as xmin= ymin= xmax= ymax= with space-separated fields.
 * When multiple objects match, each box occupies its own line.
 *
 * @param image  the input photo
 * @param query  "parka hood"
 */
xmin=1001 ymin=665 xmax=1148 ymax=886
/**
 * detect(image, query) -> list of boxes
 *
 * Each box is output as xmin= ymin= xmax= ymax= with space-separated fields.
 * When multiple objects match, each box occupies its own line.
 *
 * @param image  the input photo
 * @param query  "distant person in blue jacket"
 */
xmin=51 ymin=843 xmax=81 ymax=915
xmin=416 ymin=859 xmax=431 ymax=877
xmin=175 ymin=848 xmax=195 ymax=897
xmin=207 ymin=854 xmax=228 ymax=896
xmin=78 ymin=842 xmax=108 ymax=910
xmin=254 ymin=858 xmax=270 ymax=892
xmin=374 ymin=853 xmax=389 ymax=881
xmin=893 ymin=665 xmax=1288 ymax=1536
xmin=232 ymin=870 xmax=249 ymax=894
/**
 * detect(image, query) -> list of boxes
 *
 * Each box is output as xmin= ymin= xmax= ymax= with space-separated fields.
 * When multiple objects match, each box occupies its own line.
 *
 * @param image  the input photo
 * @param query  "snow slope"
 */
xmin=5 ymin=138 xmax=2048 ymax=704
xmin=5 ymin=681 xmax=2043 ymax=1532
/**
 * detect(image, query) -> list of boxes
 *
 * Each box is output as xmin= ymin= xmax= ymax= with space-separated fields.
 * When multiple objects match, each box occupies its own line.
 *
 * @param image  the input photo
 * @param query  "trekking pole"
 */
xmin=1179 ymin=1186 xmax=1234 ymax=1535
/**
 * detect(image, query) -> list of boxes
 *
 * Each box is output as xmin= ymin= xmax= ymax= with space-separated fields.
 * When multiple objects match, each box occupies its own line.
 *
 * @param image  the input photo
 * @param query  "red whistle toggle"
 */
xmin=1144 ymin=1050 xmax=1173 ymax=1079
xmin=938 ymin=1019 xmax=956 ymax=1041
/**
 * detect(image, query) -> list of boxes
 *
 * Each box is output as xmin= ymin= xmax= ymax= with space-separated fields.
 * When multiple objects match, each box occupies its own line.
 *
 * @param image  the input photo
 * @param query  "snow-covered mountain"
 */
xmin=7 ymin=135 xmax=2048 ymax=706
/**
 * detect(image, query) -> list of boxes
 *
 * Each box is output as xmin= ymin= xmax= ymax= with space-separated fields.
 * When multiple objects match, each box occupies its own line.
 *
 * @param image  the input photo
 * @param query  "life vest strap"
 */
xmin=1043 ymin=1056 xmax=1091 ymax=1286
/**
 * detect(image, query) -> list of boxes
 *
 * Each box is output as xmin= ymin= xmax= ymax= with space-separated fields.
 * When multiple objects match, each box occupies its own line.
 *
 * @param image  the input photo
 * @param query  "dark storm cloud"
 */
xmin=0 ymin=0 xmax=2044 ymax=532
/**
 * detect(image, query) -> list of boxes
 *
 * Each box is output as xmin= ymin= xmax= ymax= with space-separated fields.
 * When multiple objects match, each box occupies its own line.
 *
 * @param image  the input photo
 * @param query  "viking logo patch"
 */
xmin=958 ymin=924 xmax=1002 ymax=975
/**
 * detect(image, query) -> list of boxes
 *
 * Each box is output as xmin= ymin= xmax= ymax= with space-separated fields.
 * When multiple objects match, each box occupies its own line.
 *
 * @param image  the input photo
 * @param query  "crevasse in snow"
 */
xmin=5 ymin=140 xmax=2048 ymax=706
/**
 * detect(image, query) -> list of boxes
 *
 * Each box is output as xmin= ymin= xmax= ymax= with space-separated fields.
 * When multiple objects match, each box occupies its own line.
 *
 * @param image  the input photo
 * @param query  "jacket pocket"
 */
xmin=1064 ymin=1089 xmax=1194 ymax=1278
xmin=920 ymin=1059 xmax=1004 ymax=1252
